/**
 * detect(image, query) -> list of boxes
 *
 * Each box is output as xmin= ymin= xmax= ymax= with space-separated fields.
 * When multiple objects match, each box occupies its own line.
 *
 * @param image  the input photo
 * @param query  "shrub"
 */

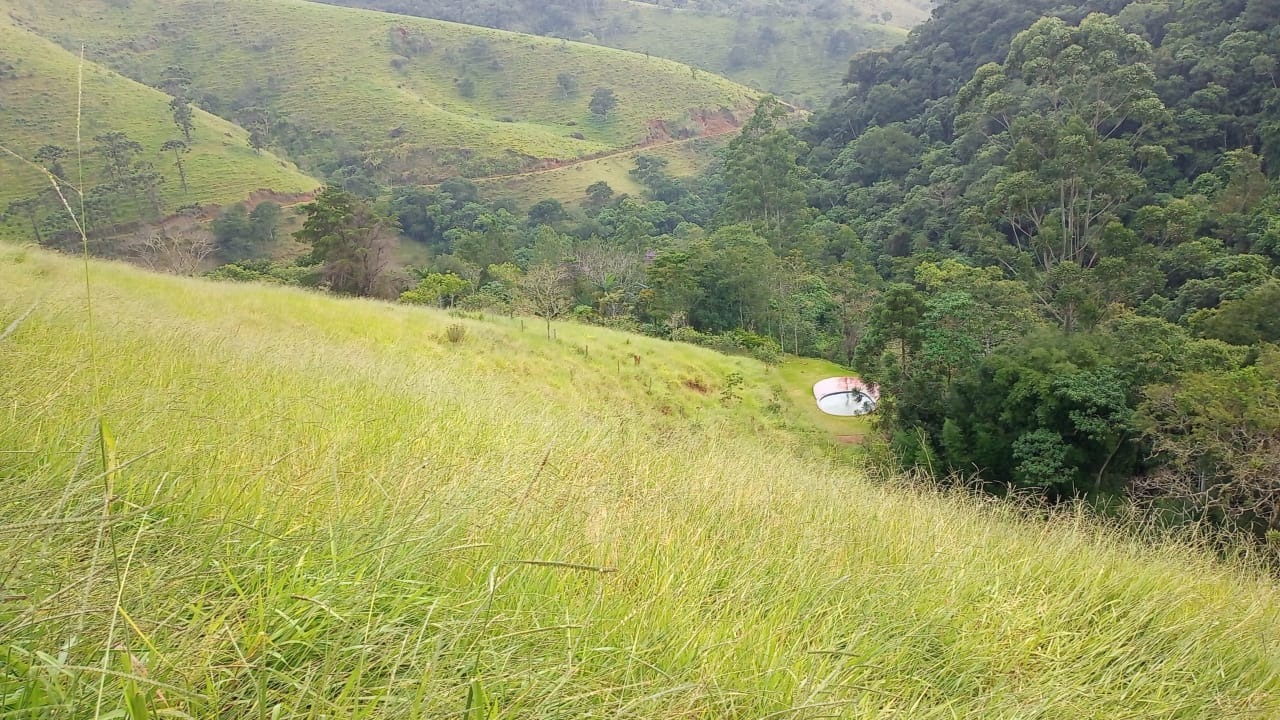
xmin=671 ymin=326 xmax=707 ymax=345
xmin=444 ymin=323 xmax=467 ymax=343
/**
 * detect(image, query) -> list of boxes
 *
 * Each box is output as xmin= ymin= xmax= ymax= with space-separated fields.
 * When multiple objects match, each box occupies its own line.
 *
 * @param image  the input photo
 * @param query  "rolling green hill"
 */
xmin=3 ymin=246 xmax=1280 ymax=717
xmin=0 ymin=15 xmax=318 ymax=242
xmin=472 ymin=135 xmax=729 ymax=206
xmin=317 ymin=0 xmax=928 ymax=106
xmin=1 ymin=0 xmax=762 ymax=187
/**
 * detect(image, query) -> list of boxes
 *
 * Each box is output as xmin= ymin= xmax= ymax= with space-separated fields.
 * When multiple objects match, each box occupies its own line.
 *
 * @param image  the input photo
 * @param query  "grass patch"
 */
xmin=2 ymin=247 xmax=1279 ymax=718
xmin=475 ymin=136 xmax=729 ymax=207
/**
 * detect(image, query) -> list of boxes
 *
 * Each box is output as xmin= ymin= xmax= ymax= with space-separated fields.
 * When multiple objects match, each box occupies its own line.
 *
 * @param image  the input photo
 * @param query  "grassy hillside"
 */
xmin=1 ymin=0 xmax=760 ymax=185
xmin=474 ymin=136 xmax=728 ymax=207
xmin=0 ymin=16 xmax=318 ymax=241
xmin=317 ymin=0 xmax=922 ymax=106
xmin=3 ymin=246 xmax=1280 ymax=717
xmin=317 ymin=0 xmax=921 ymax=106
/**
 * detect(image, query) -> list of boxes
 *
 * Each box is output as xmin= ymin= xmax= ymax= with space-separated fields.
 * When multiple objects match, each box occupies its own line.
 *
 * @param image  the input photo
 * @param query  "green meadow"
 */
xmin=1 ymin=0 xmax=761 ymax=184
xmin=320 ymin=0 xmax=925 ymax=106
xmin=2 ymin=246 xmax=1279 ymax=718
xmin=474 ymin=137 xmax=728 ymax=207
xmin=0 ymin=16 xmax=318 ymax=239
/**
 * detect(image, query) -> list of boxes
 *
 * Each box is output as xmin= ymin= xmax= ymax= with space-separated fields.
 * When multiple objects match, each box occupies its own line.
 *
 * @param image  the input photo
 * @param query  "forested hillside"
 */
xmin=799 ymin=0 xmax=1280 ymax=525
xmin=315 ymin=0 xmax=924 ymax=105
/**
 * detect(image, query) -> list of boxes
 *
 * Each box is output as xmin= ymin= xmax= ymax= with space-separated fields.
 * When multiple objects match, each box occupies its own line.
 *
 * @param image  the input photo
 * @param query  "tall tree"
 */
xmin=296 ymin=187 xmax=400 ymax=297
xmin=956 ymin=14 xmax=1170 ymax=272
xmin=93 ymin=131 xmax=144 ymax=185
xmin=170 ymin=96 xmax=195 ymax=142
xmin=161 ymin=139 xmax=190 ymax=192
xmin=33 ymin=145 xmax=69 ymax=180
xmin=4 ymin=195 xmax=48 ymax=245
xmin=519 ymin=263 xmax=573 ymax=337
xmin=721 ymin=97 xmax=810 ymax=236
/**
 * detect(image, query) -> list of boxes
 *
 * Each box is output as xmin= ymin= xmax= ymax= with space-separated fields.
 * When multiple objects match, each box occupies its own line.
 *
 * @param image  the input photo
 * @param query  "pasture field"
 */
xmin=0 ymin=16 xmax=318 ymax=240
xmin=318 ymin=0 xmax=924 ymax=106
xmin=2 ymin=246 xmax=1279 ymax=717
xmin=0 ymin=0 xmax=761 ymax=184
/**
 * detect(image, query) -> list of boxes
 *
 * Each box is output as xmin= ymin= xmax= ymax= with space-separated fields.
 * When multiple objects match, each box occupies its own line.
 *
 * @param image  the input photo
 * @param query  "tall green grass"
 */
xmin=2 ymin=247 xmax=1280 ymax=718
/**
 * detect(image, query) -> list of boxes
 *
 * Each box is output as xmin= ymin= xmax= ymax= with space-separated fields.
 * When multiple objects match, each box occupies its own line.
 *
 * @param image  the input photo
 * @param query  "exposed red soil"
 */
xmin=835 ymin=434 xmax=868 ymax=446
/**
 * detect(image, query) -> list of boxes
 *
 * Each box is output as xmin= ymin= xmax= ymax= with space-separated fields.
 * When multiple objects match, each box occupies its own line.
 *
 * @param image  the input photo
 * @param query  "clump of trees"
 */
xmin=212 ymin=201 xmax=283 ymax=261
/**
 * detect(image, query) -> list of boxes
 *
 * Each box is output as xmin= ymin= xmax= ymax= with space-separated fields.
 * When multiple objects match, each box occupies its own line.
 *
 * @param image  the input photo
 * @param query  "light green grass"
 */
xmin=774 ymin=356 xmax=874 ymax=440
xmin=475 ymin=136 xmax=728 ymax=207
xmin=324 ymin=0 xmax=924 ymax=106
xmin=3 ymin=246 xmax=1280 ymax=718
xmin=0 ymin=16 xmax=319 ymax=240
xmin=575 ymin=3 xmax=908 ymax=107
xmin=2 ymin=0 xmax=761 ymax=183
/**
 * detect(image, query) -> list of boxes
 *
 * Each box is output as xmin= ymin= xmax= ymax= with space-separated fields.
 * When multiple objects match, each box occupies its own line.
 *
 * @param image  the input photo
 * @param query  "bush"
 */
xmin=751 ymin=344 xmax=783 ymax=365
xmin=444 ymin=323 xmax=467 ymax=343
xmin=671 ymin=326 xmax=707 ymax=345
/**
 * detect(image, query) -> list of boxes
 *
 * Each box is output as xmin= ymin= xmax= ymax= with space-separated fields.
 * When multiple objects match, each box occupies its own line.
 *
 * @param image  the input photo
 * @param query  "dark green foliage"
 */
xmin=295 ymin=187 xmax=401 ymax=297
xmin=528 ymin=199 xmax=566 ymax=226
xmin=33 ymin=145 xmax=68 ymax=179
xmin=585 ymin=181 xmax=615 ymax=208
xmin=170 ymin=96 xmax=194 ymax=141
xmin=589 ymin=87 xmax=618 ymax=118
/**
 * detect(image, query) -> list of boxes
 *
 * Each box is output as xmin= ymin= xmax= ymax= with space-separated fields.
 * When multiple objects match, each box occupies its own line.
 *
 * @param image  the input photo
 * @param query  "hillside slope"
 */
xmin=2 ymin=246 xmax=1279 ymax=718
xmin=0 ymin=16 xmax=318 ymax=241
xmin=317 ymin=0 xmax=916 ymax=106
xmin=1 ymin=0 xmax=761 ymax=185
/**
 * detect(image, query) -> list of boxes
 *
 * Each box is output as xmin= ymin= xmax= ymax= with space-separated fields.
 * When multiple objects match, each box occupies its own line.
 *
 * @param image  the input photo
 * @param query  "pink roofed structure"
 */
xmin=812 ymin=376 xmax=880 ymax=417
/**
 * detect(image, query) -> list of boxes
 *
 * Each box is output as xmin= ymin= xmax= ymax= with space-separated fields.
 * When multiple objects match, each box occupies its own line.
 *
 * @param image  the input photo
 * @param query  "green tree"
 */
xmin=33 ymin=145 xmax=68 ymax=180
xmin=1139 ymin=347 xmax=1280 ymax=535
xmin=158 ymin=65 xmax=193 ymax=96
xmin=527 ymin=198 xmax=565 ymax=226
xmin=589 ymin=87 xmax=618 ymax=119
xmin=401 ymin=272 xmax=470 ymax=307
xmin=296 ymin=186 xmax=400 ymax=297
xmin=857 ymin=283 xmax=926 ymax=380
xmin=248 ymin=129 xmax=268 ymax=155
xmin=1188 ymin=281 xmax=1280 ymax=346
xmin=721 ymin=97 xmax=809 ymax=236
xmin=170 ymin=96 xmax=195 ymax=142
xmin=212 ymin=204 xmax=254 ymax=260
xmin=555 ymin=72 xmax=578 ymax=97
xmin=585 ymin=180 xmax=615 ymax=209
xmin=249 ymin=202 xmax=282 ymax=244
xmin=452 ymin=212 xmax=517 ymax=270
xmin=161 ymin=139 xmax=190 ymax=192
xmin=93 ymin=131 xmax=144 ymax=185
xmin=4 ymin=194 xmax=49 ymax=245
xmin=956 ymin=14 xmax=1169 ymax=271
